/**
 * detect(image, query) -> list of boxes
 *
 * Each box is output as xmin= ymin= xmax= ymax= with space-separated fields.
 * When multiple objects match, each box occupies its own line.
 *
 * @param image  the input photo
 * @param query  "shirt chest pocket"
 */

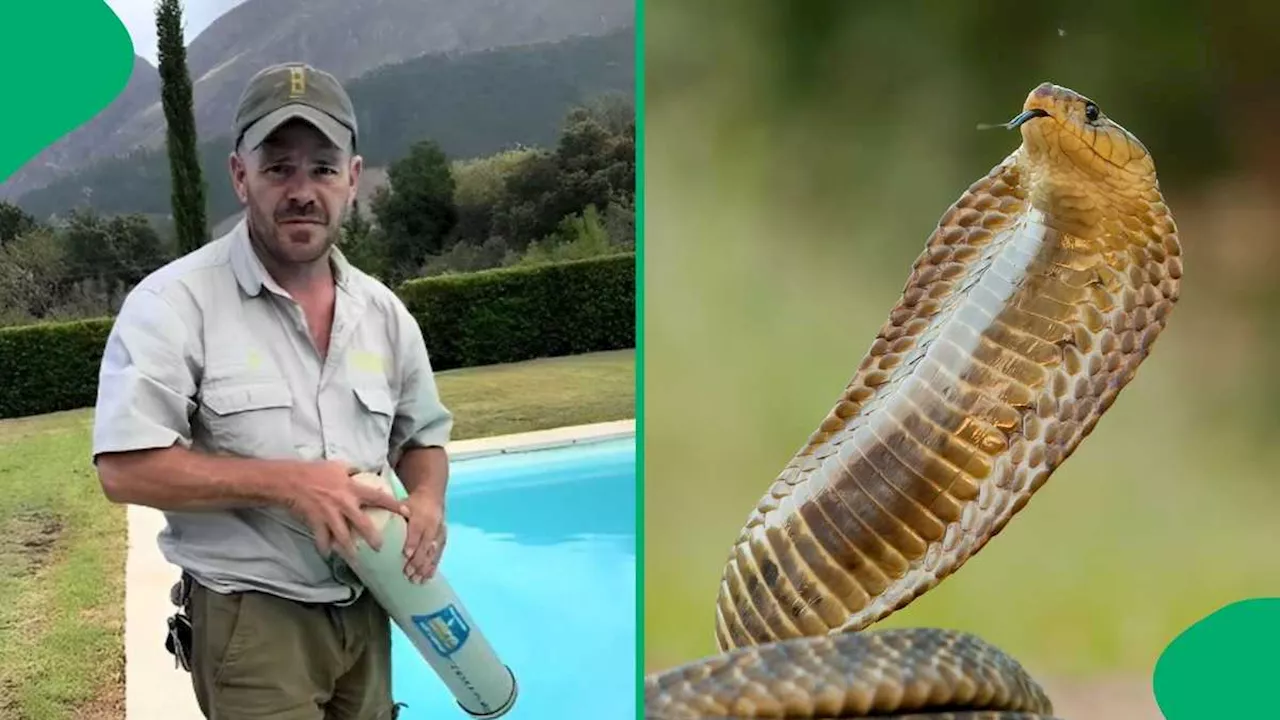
xmin=348 ymin=382 xmax=396 ymax=470
xmin=197 ymin=380 xmax=296 ymax=459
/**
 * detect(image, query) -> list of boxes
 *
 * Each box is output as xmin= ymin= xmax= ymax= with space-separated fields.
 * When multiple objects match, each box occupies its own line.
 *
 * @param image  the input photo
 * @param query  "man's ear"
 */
xmin=228 ymin=150 xmax=249 ymax=204
xmin=347 ymin=154 xmax=363 ymax=206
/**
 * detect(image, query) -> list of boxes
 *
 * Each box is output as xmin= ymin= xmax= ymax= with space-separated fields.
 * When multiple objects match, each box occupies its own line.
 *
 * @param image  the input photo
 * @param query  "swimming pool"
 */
xmin=387 ymin=435 xmax=636 ymax=719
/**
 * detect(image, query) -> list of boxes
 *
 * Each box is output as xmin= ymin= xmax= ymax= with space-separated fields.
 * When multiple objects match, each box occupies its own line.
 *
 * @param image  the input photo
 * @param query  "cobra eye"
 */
xmin=1084 ymin=102 xmax=1100 ymax=122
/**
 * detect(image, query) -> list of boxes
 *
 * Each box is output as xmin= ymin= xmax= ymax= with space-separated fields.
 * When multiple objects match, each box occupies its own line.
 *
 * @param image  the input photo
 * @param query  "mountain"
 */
xmin=0 ymin=55 xmax=160 ymax=201
xmin=13 ymin=28 xmax=634 ymax=224
xmin=0 ymin=0 xmax=634 ymax=199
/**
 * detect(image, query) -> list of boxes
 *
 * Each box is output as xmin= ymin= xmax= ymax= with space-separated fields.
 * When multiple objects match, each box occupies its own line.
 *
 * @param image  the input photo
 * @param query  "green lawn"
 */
xmin=0 ymin=349 xmax=633 ymax=720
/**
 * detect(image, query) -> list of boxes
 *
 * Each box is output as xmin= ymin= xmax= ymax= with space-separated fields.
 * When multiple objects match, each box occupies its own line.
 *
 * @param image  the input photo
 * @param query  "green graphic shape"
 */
xmin=0 ymin=1 xmax=134 ymax=183
xmin=1153 ymin=597 xmax=1280 ymax=718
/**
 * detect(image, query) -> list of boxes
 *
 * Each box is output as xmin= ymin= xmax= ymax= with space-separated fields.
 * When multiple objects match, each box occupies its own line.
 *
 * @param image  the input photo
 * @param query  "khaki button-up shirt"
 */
xmin=92 ymin=218 xmax=453 ymax=603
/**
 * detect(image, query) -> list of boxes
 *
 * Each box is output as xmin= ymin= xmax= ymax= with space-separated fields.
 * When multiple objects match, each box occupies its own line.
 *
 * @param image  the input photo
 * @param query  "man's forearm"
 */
xmin=396 ymin=445 xmax=449 ymax=504
xmin=96 ymin=444 xmax=303 ymax=512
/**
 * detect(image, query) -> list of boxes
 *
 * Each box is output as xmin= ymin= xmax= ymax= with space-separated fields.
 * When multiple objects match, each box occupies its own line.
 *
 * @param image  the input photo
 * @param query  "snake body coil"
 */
xmin=645 ymin=83 xmax=1182 ymax=719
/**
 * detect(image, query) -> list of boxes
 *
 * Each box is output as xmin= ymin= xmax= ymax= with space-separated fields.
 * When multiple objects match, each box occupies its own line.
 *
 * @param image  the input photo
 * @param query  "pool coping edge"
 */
xmin=446 ymin=418 xmax=636 ymax=460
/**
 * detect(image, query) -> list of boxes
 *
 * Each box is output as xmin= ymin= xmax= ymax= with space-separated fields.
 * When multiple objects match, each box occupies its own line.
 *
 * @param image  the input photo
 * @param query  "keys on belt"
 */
xmin=164 ymin=572 xmax=194 ymax=672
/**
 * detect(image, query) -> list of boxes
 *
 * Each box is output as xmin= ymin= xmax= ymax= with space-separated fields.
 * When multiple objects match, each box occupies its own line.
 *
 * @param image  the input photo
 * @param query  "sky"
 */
xmin=104 ymin=0 xmax=251 ymax=65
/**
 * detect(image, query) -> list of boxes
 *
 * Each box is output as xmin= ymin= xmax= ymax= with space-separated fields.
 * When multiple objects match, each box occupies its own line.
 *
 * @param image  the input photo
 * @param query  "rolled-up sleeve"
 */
xmin=389 ymin=300 xmax=453 ymax=457
xmin=92 ymin=287 xmax=199 ymax=460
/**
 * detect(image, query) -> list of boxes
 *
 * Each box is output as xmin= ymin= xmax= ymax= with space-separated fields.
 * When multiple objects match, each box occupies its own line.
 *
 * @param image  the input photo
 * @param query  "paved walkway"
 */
xmin=125 ymin=502 xmax=203 ymax=719
xmin=124 ymin=420 xmax=635 ymax=718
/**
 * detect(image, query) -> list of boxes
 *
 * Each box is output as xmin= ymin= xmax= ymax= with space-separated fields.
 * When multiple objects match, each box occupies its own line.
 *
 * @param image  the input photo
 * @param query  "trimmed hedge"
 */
xmin=0 ymin=253 xmax=635 ymax=419
xmin=398 ymin=253 xmax=636 ymax=371
xmin=0 ymin=317 xmax=116 ymax=419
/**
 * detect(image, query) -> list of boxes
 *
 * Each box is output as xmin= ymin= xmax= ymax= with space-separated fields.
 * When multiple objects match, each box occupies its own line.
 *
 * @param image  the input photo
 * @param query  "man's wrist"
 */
xmin=409 ymin=484 xmax=446 ymax=511
xmin=259 ymin=459 xmax=311 ymax=505
xmin=397 ymin=445 xmax=448 ymax=505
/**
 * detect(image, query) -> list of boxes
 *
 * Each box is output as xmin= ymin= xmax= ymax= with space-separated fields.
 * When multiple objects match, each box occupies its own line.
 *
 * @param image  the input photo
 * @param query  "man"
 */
xmin=91 ymin=62 xmax=452 ymax=720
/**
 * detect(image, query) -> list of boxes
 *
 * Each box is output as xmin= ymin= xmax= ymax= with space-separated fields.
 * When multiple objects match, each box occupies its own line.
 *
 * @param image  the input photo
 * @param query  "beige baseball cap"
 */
xmin=233 ymin=62 xmax=358 ymax=152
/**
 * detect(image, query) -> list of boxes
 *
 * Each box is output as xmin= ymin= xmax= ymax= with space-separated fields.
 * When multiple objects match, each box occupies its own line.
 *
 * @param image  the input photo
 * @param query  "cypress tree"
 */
xmin=155 ymin=0 xmax=207 ymax=253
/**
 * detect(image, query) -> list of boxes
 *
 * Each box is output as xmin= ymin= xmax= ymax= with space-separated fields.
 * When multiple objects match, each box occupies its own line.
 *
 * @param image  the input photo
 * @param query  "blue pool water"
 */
xmin=388 ymin=436 xmax=636 ymax=719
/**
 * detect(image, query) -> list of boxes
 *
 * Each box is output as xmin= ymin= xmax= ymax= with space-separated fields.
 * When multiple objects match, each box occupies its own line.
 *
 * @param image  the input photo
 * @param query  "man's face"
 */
xmin=230 ymin=119 xmax=362 ymax=268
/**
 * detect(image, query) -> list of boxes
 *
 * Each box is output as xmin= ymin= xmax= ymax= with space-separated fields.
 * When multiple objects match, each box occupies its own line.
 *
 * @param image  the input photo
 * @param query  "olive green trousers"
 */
xmin=186 ymin=580 xmax=401 ymax=720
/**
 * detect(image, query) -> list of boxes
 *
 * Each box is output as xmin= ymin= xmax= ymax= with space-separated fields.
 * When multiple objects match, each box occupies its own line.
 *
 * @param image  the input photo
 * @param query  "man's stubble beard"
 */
xmin=246 ymin=195 xmax=348 ymax=268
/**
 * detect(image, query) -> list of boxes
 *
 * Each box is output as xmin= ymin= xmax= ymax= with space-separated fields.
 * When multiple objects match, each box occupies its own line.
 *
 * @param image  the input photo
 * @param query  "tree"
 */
xmin=0 ymin=201 xmax=37 ymax=246
xmin=62 ymin=209 xmax=168 ymax=309
xmin=0 ymin=227 xmax=68 ymax=323
xmin=485 ymin=102 xmax=636 ymax=252
xmin=339 ymin=199 xmax=390 ymax=280
xmin=370 ymin=139 xmax=459 ymax=284
xmin=449 ymin=148 xmax=540 ymax=245
xmin=487 ymin=149 xmax=564 ymax=250
xmin=155 ymin=0 xmax=208 ymax=254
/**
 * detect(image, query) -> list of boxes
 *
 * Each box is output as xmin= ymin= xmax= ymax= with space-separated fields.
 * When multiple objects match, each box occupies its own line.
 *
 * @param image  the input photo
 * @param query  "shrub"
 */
xmin=398 ymin=252 xmax=635 ymax=370
xmin=0 ymin=317 xmax=114 ymax=418
xmin=0 ymin=254 xmax=636 ymax=419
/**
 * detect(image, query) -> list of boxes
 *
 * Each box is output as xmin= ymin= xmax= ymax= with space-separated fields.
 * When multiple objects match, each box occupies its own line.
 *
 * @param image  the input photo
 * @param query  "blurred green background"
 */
xmin=642 ymin=0 xmax=1280 ymax=708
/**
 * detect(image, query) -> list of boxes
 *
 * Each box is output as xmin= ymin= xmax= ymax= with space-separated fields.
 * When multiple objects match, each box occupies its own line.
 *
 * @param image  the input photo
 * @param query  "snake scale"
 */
xmin=644 ymin=83 xmax=1182 ymax=719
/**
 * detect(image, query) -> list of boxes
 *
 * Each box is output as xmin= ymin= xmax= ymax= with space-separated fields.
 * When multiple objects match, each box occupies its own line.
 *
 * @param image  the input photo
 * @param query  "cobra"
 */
xmin=644 ymin=82 xmax=1182 ymax=719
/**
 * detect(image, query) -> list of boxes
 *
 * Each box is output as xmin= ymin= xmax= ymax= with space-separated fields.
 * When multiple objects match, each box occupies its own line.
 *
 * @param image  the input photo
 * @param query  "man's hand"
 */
xmin=402 ymin=490 xmax=446 ymax=584
xmin=282 ymin=460 xmax=409 ymax=560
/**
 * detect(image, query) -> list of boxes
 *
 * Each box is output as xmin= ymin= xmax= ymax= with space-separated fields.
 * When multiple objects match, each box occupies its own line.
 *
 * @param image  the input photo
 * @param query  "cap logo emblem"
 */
xmin=289 ymin=67 xmax=306 ymax=98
